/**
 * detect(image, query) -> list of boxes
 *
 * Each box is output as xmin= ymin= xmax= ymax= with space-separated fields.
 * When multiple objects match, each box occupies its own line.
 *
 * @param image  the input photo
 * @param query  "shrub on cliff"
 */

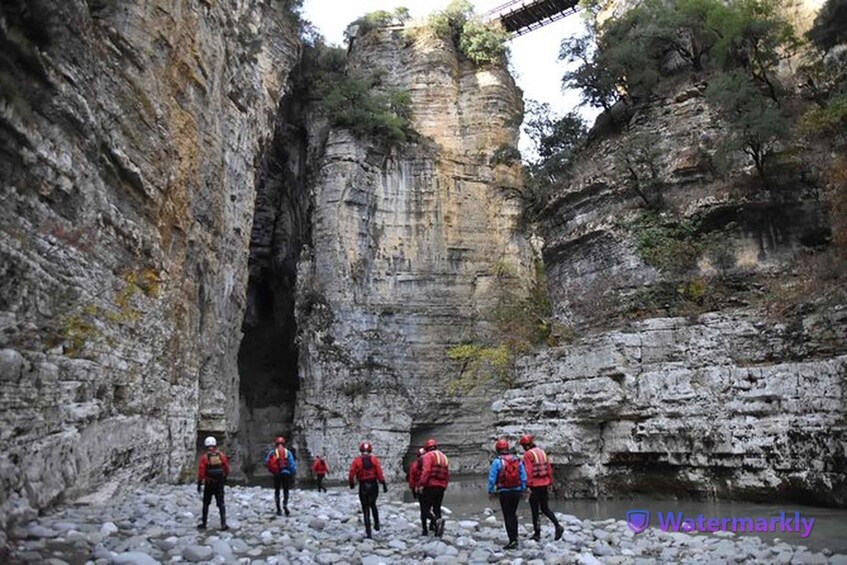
xmin=425 ymin=0 xmax=511 ymax=66
xmin=445 ymin=261 xmax=563 ymax=394
xmin=323 ymin=76 xmax=414 ymax=145
xmin=345 ymin=7 xmax=411 ymax=41
xmin=459 ymin=20 xmax=510 ymax=65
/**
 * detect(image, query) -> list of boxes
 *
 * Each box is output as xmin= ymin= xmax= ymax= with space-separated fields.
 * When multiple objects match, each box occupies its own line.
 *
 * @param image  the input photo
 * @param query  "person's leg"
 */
xmin=538 ymin=486 xmax=564 ymax=539
xmin=214 ymin=482 xmax=227 ymax=529
xmin=370 ymin=487 xmax=380 ymax=531
xmin=431 ymin=487 xmax=445 ymax=519
xmin=432 ymin=487 xmax=446 ymax=537
xmin=282 ymin=474 xmax=291 ymax=515
xmin=200 ymin=483 xmax=213 ymax=528
xmin=274 ymin=475 xmax=282 ymax=515
xmin=358 ymin=486 xmax=372 ymax=538
xmin=500 ymin=492 xmax=520 ymax=546
xmin=529 ymin=487 xmax=542 ymax=539
xmin=316 ymin=475 xmax=324 ymax=492
xmin=419 ymin=489 xmax=433 ymax=534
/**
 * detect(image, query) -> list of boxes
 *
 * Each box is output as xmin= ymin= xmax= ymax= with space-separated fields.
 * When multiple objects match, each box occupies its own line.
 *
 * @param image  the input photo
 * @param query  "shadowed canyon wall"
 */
xmin=0 ymin=0 xmax=299 ymax=526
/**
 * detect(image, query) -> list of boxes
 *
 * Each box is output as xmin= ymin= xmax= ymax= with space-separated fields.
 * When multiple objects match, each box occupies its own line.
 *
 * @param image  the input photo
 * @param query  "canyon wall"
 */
xmin=0 ymin=0 xmax=299 ymax=526
xmin=493 ymin=76 xmax=847 ymax=504
xmin=292 ymin=27 xmax=535 ymax=478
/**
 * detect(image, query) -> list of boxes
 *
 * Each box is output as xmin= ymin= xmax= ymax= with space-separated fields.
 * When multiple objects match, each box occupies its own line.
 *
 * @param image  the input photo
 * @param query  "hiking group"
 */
xmin=196 ymin=433 xmax=562 ymax=549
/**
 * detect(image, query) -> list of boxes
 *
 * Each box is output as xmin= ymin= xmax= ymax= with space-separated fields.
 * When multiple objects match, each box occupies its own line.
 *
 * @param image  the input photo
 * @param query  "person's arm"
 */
xmin=418 ymin=453 xmax=431 ymax=487
xmin=487 ymin=459 xmax=500 ymax=494
xmin=288 ymin=451 xmax=297 ymax=474
xmin=197 ymin=455 xmax=206 ymax=492
xmin=522 ymin=452 xmax=533 ymax=483
xmin=348 ymin=458 xmax=358 ymax=487
xmin=519 ymin=460 xmax=527 ymax=491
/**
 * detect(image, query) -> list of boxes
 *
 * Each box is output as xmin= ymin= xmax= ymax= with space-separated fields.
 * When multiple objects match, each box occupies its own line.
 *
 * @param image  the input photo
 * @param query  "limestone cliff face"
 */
xmin=293 ymin=28 xmax=535 ymax=477
xmin=494 ymin=75 xmax=847 ymax=503
xmin=0 ymin=0 xmax=298 ymax=526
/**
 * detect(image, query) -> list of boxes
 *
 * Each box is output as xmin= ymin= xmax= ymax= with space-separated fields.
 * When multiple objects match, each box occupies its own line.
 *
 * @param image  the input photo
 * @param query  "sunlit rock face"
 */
xmin=0 ymin=0 xmax=298 ymax=526
xmin=293 ymin=27 xmax=535 ymax=478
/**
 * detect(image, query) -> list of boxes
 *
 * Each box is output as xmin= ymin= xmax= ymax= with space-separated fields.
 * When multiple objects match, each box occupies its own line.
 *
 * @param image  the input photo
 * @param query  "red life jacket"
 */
xmin=422 ymin=450 xmax=449 ymax=487
xmin=356 ymin=454 xmax=379 ymax=482
xmin=525 ymin=447 xmax=552 ymax=487
xmin=497 ymin=455 xmax=522 ymax=489
xmin=265 ymin=448 xmax=289 ymax=475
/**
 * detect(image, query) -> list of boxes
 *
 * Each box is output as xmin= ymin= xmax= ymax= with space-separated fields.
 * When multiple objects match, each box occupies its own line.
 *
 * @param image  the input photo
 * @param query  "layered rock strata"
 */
xmin=0 ymin=0 xmax=298 ymax=526
xmin=293 ymin=27 xmax=535 ymax=477
xmin=496 ymin=76 xmax=847 ymax=503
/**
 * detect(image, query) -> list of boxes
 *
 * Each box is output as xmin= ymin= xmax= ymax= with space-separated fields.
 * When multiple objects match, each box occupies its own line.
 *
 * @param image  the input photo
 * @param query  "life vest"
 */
xmin=427 ymin=451 xmax=449 ymax=481
xmin=497 ymin=455 xmax=521 ymax=489
xmin=206 ymin=451 xmax=225 ymax=480
xmin=357 ymin=454 xmax=378 ymax=482
xmin=528 ymin=447 xmax=552 ymax=479
xmin=265 ymin=448 xmax=289 ymax=475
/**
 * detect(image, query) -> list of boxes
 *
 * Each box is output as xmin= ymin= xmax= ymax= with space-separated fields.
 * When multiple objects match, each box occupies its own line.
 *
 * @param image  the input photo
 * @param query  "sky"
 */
xmin=300 ymin=0 xmax=600 ymax=156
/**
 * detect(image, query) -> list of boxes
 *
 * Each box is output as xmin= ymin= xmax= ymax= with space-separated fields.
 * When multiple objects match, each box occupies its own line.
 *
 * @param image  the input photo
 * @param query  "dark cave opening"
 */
xmin=236 ymin=95 xmax=310 ymax=477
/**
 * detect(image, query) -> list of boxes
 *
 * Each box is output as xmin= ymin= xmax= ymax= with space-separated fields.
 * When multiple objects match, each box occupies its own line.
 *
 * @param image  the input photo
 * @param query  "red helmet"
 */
xmin=417 ymin=447 xmax=426 ymax=457
xmin=495 ymin=438 xmax=510 ymax=452
xmin=275 ymin=436 xmax=286 ymax=446
xmin=359 ymin=441 xmax=372 ymax=453
xmin=519 ymin=434 xmax=534 ymax=447
xmin=424 ymin=438 xmax=437 ymax=451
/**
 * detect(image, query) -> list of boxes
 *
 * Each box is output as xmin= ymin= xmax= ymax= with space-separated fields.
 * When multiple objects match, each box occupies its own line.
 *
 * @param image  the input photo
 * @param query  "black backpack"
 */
xmin=207 ymin=451 xmax=225 ymax=480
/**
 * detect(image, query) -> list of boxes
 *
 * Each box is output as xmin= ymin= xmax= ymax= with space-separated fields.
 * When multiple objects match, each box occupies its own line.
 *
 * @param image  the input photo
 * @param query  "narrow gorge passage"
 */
xmin=237 ymin=96 xmax=311 ymax=478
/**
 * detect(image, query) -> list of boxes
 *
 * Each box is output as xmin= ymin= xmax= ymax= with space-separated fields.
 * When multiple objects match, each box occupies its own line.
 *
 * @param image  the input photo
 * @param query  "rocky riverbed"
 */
xmin=3 ymin=484 xmax=845 ymax=564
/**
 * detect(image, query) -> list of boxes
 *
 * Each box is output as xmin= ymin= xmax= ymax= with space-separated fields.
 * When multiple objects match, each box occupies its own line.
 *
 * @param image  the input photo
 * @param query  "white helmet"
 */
xmin=204 ymin=436 xmax=217 ymax=447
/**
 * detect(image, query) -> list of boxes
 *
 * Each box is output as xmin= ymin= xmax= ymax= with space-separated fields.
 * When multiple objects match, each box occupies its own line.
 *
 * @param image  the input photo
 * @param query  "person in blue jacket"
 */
xmin=264 ymin=436 xmax=297 ymax=516
xmin=488 ymin=438 xmax=527 ymax=550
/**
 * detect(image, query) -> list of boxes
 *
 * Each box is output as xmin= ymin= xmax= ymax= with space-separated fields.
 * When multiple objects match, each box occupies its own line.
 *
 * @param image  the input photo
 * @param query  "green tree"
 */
xmin=706 ymin=72 xmax=792 ymax=182
xmin=460 ymin=19 xmax=510 ymax=65
xmin=427 ymin=0 xmax=474 ymax=43
xmin=807 ymin=0 xmax=847 ymax=53
xmin=560 ymin=33 xmax=618 ymax=110
xmin=709 ymin=0 xmax=798 ymax=101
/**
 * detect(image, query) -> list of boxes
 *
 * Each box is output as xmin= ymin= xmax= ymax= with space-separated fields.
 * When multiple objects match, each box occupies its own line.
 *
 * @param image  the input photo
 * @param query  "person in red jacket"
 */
xmin=519 ymin=434 xmax=564 ymax=541
xmin=415 ymin=438 xmax=449 ymax=537
xmin=408 ymin=447 xmax=425 ymax=496
xmin=348 ymin=441 xmax=388 ymax=539
xmin=197 ymin=436 xmax=230 ymax=531
xmin=311 ymin=455 xmax=329 ymax=493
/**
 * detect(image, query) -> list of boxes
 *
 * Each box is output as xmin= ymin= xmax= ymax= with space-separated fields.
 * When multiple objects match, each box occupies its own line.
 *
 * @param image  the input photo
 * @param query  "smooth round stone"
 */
xmin=315 ymin=553 xmax=343 ymax=564
xmin=183 ymin=545 xmax=213 ymax=562
xmin=28 ymin=525 xmax=59 ymax=539
xmin=111 ymin=551 xmax=159 ymax=565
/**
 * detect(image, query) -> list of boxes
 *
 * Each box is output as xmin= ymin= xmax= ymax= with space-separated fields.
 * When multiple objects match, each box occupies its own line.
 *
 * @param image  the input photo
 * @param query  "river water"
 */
xmin=404 ymin=478 xmax=847 ymax=554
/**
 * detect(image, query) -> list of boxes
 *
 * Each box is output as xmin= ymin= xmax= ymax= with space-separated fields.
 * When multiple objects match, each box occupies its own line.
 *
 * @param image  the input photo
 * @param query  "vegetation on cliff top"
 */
xmin=349 ymin=2 xmax=511 ymax=67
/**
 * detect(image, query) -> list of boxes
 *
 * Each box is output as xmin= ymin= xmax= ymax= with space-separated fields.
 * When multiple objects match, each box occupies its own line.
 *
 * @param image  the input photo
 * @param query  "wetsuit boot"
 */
xmin=220 ymin=508 xmax=229 ymax=531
